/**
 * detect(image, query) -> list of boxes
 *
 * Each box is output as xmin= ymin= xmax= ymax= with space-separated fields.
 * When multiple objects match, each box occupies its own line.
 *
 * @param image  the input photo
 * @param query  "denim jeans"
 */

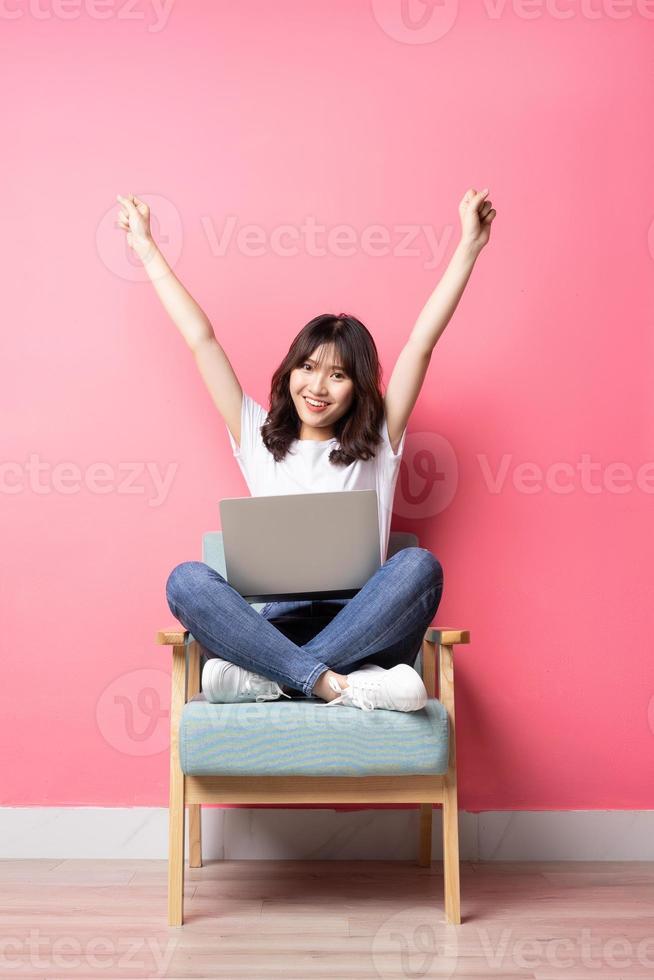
xmin=165 ymin=547 xmax=443 ymax=698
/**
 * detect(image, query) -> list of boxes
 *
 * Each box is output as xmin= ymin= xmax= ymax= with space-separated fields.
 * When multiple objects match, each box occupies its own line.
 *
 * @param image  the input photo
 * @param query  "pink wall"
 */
xmin=2 ymin=0 xmax=652 ymax=810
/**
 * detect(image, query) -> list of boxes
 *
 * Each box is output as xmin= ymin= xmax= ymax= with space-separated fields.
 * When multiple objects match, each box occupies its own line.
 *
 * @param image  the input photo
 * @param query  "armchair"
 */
xmin=156 ymin=531 xmax=470 ymax=926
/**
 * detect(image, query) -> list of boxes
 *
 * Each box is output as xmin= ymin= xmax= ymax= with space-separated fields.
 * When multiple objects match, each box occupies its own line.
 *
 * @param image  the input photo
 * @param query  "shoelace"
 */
xmin=321 ymin=674 xmax=376 ymax=711
xmin=243 ymin=673 xmax=291 ymax=702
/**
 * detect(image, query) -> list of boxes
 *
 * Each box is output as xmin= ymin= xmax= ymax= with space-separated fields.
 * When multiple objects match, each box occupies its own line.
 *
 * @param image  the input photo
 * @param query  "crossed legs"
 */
xmin=165 ymin=547 xmax=443 ymax=699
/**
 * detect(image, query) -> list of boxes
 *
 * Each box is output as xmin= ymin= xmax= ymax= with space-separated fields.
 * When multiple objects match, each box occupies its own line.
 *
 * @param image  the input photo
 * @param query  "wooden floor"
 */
xmin=1 ymin=859 xmax=653 ymax=978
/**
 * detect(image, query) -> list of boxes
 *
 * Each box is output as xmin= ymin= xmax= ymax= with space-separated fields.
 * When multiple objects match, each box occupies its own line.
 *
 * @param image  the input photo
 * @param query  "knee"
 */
xmin=165 ymin=560 xmax=210 ymax=608
xmin=401 ymin=547 xmax=443 ymax=591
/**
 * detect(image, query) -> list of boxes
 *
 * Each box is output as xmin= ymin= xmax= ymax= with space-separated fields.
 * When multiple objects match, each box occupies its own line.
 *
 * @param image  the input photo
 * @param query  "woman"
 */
xmin=115 ymin=188 xmax=496 ymax=711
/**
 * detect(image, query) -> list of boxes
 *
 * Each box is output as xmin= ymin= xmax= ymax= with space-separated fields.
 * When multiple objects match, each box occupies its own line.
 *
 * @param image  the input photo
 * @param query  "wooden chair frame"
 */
xmin=156 ymin=622 xmax=470 ymax=926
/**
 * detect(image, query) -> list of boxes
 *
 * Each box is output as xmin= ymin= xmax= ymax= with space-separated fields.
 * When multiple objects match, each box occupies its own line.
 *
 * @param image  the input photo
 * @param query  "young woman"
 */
xmin=116 ymin=189 xmax=496 ymax=712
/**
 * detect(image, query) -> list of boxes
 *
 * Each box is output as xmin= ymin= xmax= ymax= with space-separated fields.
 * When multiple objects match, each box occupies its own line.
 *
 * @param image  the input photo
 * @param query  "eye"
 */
xmin=301 ymin=362 xmax=346 ymax=380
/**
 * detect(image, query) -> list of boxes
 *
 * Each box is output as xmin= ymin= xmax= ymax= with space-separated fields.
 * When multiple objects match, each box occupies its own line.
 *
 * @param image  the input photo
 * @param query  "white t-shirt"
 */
xmin=226 ymin=392 xmax=407 ymax=564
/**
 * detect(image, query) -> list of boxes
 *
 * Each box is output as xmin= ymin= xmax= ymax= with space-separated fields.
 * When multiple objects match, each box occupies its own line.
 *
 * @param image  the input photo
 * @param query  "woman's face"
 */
xmin=289 ymin=344 xmax=355 ymax=437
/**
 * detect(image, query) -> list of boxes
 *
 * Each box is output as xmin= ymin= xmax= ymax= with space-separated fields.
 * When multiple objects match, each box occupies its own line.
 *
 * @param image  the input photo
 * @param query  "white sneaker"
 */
xmin=202 ymin=657 xmax=292 ymax=704
xmin=319 ymin=663 xmax=428 ymax=713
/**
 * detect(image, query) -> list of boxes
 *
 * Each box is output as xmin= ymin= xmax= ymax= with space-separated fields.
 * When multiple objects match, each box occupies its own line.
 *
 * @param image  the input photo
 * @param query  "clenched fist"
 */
xmin=116 ymin=193 xmax=156 ymax=262
xmin=458 ymin=187 xmax=496 ymax=252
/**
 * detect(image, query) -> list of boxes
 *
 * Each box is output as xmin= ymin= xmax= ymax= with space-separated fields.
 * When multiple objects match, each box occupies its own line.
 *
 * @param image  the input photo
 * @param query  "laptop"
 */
xmin=219 ymin=489 xmax=381 ymax=602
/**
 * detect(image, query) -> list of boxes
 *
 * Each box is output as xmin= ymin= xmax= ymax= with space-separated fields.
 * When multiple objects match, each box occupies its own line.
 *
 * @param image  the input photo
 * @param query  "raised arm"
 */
xmin=116 ymin=193 xmax=243 ymax=446
xmin=384 ymin=187 xmax=497 ymax=452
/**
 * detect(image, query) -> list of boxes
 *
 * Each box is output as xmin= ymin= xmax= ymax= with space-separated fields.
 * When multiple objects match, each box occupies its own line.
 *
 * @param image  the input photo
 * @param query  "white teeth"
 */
xmin=305 ymin=397 xmax=327 ymax=407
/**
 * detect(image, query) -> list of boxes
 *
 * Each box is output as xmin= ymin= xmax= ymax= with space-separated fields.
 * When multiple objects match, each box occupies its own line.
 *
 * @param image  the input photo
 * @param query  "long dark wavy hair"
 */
xmin=260 ymin=313 xmax=385 ymax=466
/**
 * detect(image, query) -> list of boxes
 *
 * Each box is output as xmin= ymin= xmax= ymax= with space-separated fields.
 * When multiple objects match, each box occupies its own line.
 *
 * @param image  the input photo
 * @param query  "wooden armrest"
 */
xmin=157 ymin=624 xmax=467 ymax=647
xmin=156 ymin=626 xmax=189 ymax=646
xmin=425 ymin=627 xmax=470 ymax=645
xmin=158 ymin=626 xmax=469 ymax=647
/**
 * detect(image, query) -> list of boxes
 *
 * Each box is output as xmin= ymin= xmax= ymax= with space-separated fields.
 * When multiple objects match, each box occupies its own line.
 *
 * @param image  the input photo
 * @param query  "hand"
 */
xmin=458 ymin=187 xmax=496 ymax=252
xmin=116 ymin=193 xmax=156 ymax=261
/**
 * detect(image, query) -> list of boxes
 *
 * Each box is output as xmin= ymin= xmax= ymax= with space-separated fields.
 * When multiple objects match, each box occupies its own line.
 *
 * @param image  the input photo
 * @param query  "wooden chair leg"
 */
xmin=442 ymin=778 xmax=461 ymax=924
xmin=168 ymin=643 xmax=186 ymax=927
xmin=186 ymin=642 xmax=203 ymax=870
xmin=418 ymin=803 xmax=432 ymax=866
xmin=439 ymin=641 xmax=461 ymax=924
xmin=168 ymin=772 xmax=185 ymax=926
xmin=418 ymin=639 xmax=435 ymax=864
xmin=188 ymin=805 xmax=202 ymax=868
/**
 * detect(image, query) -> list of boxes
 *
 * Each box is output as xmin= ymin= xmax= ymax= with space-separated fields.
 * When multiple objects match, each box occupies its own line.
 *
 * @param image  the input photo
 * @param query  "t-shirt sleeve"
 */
xmin=379 ymin=409 xmax=407 ymax=461
xmin=226 ymin=391 xmax=269 ymax=461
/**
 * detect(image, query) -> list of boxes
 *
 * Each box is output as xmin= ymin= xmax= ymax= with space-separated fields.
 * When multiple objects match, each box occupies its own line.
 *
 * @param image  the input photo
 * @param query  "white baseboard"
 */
xmin=1 ymin=808 xmax=653 ymax=861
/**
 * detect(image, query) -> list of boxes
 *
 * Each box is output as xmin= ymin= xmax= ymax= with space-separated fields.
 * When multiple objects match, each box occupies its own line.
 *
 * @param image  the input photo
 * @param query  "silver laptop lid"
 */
xmin=219 ymin=489 xmax=381 ymax=602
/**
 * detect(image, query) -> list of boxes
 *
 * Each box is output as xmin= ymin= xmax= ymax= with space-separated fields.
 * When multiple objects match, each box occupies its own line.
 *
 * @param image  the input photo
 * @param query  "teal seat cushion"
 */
xmin=179 ymin=694 xmax=449 ymax=777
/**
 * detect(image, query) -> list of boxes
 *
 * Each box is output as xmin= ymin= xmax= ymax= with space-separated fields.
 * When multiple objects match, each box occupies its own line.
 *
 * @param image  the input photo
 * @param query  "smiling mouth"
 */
xmin=303 ymin=396 xmax=330 ymax=407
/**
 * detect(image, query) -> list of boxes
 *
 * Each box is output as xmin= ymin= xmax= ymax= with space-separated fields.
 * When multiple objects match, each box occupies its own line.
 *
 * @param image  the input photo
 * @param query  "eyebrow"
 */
xmin=306 ymin=357 xmax=345 ymax=370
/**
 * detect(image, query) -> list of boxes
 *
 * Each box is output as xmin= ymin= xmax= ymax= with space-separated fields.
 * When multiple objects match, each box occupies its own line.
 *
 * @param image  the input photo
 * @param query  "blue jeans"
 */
xmin=165 ymin=547 xmax=443 ymax=698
